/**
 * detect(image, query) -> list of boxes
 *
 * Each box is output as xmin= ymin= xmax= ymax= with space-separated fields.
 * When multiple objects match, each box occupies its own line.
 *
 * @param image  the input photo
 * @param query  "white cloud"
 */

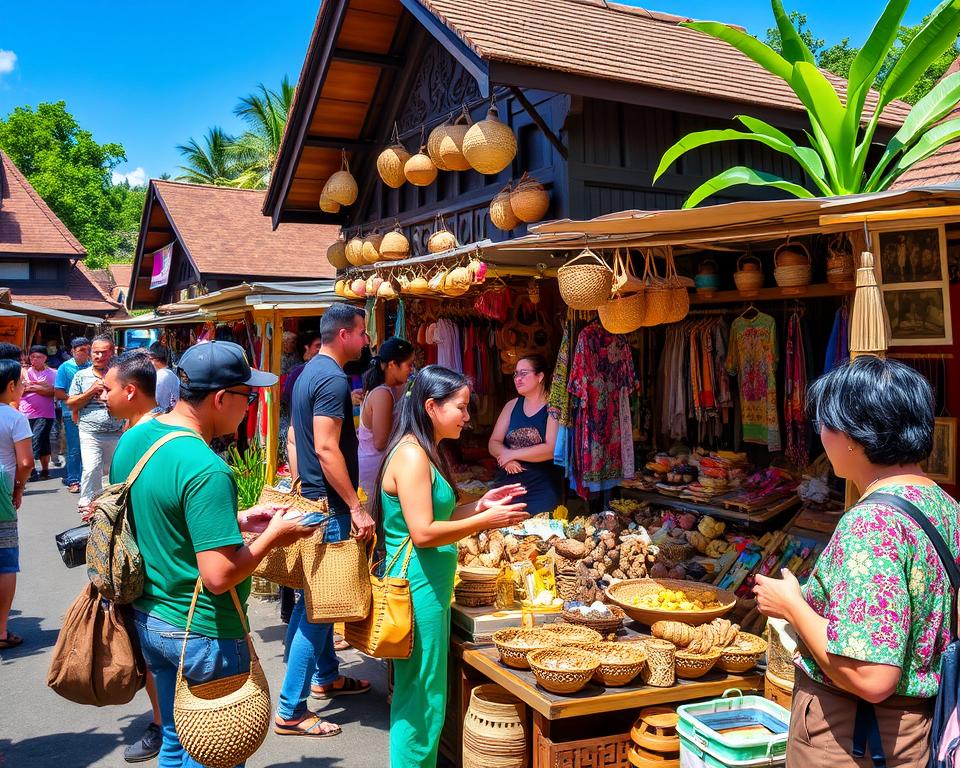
xmin=112 ymin=167 xmax=147 ymax=187
xmin=0 ymin=50 xmax=17 ymax=77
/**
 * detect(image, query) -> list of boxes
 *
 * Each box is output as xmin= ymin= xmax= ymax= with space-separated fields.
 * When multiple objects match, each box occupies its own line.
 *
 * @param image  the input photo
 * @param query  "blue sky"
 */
xmin=0 ymin=0 xmax=938 ymax=185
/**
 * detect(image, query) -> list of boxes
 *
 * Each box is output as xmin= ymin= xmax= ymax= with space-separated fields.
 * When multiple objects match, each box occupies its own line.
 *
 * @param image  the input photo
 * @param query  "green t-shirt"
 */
xmin=110 ymin=419 xmax=249 ymax=639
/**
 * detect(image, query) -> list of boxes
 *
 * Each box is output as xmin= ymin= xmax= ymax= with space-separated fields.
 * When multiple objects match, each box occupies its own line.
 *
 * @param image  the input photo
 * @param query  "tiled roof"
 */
xmin=153 ymin=180 xmax=339 ymax=278
xmin=0 ymin=150 xmax=86 ymax=256
xmin=13 ymin=261 xmax=123 ymax=315
xmin=419 ymin=0 xmax=911 ymax=126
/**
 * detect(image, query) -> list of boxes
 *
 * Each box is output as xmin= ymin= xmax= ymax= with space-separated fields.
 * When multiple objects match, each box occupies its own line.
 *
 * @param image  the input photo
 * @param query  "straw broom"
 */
xmin=849 ymin=250 xmax=890 ymax=358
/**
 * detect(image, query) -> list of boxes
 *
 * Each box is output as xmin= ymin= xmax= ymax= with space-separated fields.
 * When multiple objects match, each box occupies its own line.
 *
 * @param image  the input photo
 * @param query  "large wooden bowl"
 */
xmin=605 ymin=578 xmax=736 ymax=626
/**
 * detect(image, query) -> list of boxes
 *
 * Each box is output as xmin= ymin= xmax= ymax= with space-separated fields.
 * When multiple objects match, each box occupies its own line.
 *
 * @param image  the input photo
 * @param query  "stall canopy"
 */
xmin=0 ymin=288 xmax=103 ymax=327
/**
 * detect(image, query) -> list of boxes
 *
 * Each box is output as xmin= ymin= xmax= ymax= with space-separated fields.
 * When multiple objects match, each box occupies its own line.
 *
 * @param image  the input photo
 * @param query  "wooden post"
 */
xmin=265 ymin=309 xmax=282 ymax=483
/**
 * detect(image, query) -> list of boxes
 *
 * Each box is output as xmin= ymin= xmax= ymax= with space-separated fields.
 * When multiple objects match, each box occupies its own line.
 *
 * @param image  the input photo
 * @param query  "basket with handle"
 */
xmin=301 ymin=527 xmax=373 ymax=623
xmin=774 ymin=241 xmax=812 ymax=287
xmin=663 ymin=246 xmax=690 ymax=323
xmin=640 ymin=250 xmax=670 ymax=327
xmin=173 ymin=578 xmax=271 ymax=768
xmin=558 ymin=248 xmax=613 ymax=310
xmin=733 ymin=253 xmax=764 ymax=291
xmin=826 ymin=233 xmax=855 ymax=284
xmin=598 ymin=250 xmax=645 ymax=334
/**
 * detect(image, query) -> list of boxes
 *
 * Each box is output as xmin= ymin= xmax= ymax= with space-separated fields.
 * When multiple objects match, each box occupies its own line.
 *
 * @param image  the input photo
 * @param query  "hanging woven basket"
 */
xmin=365 ymin=274 xmax=384 ymax=296
xmin=734 ymin=253 xmax=764 ymax=292
xmin=774 ymin=241 xmax=812 ymax=287
xmin=428 ymin=213 xmax=458 ymax=254
xmin=345 ymin=235 xmax=365 ymax=267
xmin=376 ymin=137 xmax=410 ymax=189
xmin=319 ymin=194 xmax=340 ymax=214
xmin=662 ymin=246 xmax=690 ymax=323
xmin=380 ymin=226 xmax=410 ymax=261
xmin=640 ymin=250 xmax=671 ymax=327
xmin=326 ymin=236 xmax=348 ymax=270
xmin=350 ymin=277 xmax=368 ymax=298
xmin=438 ymin=109 xmax=472 ymax=171
xmin=489 ymin=184 xmax=520 ymax=231
xmin=362 ymin=232 xmax=383 ymax=265
xmin=377 ymin=279 xmax=398 ymax=300
xmin=335 ymin=279 xmax=347 ymax=296
xmin=463 ymin=104 xmax=517 ymax=175
xmin=323 ymin=151 xmax=358 ymax=206
xmin=427 ymin=119 xmax=452 ymax=172
xmin=558 ymin=248 xmax=613 ymax=310
xmin=404 ymin=147 xmax=438 ymax=186
xmin=826 ymin=233 xmax=855 ymax=284
xmin=509 ymin=172 xmax=550 ymax=223
xmin=598 ymin=251 xmax=645 ymax=334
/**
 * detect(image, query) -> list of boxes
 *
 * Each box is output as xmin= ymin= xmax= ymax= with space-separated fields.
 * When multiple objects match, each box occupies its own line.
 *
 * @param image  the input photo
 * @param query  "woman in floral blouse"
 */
xmin=755 ymin=356 xmax=958 ymax=768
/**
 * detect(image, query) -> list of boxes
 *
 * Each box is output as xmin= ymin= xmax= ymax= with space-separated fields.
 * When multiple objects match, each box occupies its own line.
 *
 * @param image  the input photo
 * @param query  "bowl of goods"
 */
xmin=561 ymin=602 xmax=627 ymax=638
xmin=578 ymin=641 xmax=648 ymax=686
xmin=539 ymin=623 xmax=604 ymax=645
xmin=526 ymin=647 xmax=601 ymax=694
xmin=716 ymin=632 xmax=768 ymax=673
xmin=492 ymin=628 xmax=559 ymax=669
xmin=605 ymin=578 xmax=737 ymax=626
xmin=458 ymin=566 xmax=500 ymax=582
xmin=674 ymin=647 xmax=722 ymax=679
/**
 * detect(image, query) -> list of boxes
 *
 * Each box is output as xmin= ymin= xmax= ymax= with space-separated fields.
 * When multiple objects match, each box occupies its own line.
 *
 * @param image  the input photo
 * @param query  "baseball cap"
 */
xmin=175 ymin=340 xmax=277 ymax=392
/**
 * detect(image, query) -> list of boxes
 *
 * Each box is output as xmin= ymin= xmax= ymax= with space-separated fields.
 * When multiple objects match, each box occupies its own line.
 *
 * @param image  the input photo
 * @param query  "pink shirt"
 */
xmin=19 ymin=366 xmax=56 ymax=420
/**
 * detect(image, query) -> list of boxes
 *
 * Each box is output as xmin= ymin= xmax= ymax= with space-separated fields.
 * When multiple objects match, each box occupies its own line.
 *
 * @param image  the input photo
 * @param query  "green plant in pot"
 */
xmin=227 ymin=443 xmax=267 ymax=511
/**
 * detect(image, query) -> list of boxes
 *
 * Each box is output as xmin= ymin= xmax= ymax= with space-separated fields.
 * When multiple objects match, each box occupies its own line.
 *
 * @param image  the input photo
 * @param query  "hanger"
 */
xmin=737 ymin=302 xmax=759 ymax=320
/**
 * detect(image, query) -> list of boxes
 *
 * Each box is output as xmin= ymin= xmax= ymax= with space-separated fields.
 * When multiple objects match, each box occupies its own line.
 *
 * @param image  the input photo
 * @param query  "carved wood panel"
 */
xmin=397 ymin=37 xmax=481 ymax=134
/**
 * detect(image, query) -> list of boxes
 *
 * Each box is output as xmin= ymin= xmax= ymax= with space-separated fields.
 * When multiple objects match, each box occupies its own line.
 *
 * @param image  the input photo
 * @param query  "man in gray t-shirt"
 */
xmin=67 ymin=335 xmax=124 ymax=509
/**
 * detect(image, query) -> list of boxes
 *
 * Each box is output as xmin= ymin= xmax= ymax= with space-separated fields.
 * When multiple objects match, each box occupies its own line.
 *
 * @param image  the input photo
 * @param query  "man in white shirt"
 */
xmin=147 ymin=342 xmax=179 ymax=414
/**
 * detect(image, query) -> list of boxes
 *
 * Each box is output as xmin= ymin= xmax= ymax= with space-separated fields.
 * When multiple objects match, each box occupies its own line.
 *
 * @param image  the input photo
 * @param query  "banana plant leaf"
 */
xmin=682 ymin=167 xmax=815 ymax=209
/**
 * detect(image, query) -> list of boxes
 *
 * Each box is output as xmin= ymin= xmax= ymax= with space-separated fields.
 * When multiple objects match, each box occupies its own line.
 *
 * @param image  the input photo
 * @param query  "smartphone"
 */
xmin=296 ymin=511 xmax=330 ymax=527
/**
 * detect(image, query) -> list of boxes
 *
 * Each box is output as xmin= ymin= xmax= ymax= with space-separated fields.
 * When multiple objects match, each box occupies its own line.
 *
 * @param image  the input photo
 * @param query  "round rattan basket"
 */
xmin=578 ymin=642 xmax=647 ymax=686
xmin=639 ymin=638 xmax=675 ymax=687
xmin=365 ymin=273 xmax=384 ymax=298
xmin=662 ymin=247 xmax=690 ymax=323
xmin=489 ymin=184 xmax=520 ymax=231
xmin=324 ymin=153 xmax=358 ymax=206
xmin=605 ymin=578 xmax=737 ymax=626
xmin=345 ymin=235 xmax=365 ymax=267
xmin=380 ymin=228 xmax=410 ymax=261
xmin=527 ymin=647 xmax=600 ymax=695
xmin=599 ymin=291 xmax=645 ymax=335
xmin=766 ymin=623 xmax=796 ymax=682
xmin=716 ymin=632 xmax=767 ymax=673
xmin=675 ymin=648 xmax=721 ymax=679
xmin=560 ymin=605 xmax=626 ymax=639
xmin=455 ymin=591 xmax=496 ymax=608
xmin=656 ymin=541 xmax=693 ymax=563
xmin=492 ymin=628 xmax=559 ymax=669
xmin=510 ymin=173 xmax=550 ymax=223
xmin=463 ymin=105 xmax=517 ymax=175
xmin=404 ymin=148 xmax=438 ymax=187
xmin=426 ymin=120 xmax=452 ymax=172
xmin=362 ymin=232 xmax=383 ymax=265
xmin=774 ymin=242 xmax=812 ymax=287
xmin=540 ymin=623 xmax=603 ymax=645
xmin=319 ymin=194 xmax=340 ymax=214
xmin=558 ymin=248 xmax=613 ymax=310
xmin=462 ymin=684 xmax=527 ymax=768
xmin=437 ymin=112 xmax=473 ymax=172
xmin=376 ymin=142 xmax=410 ymax=188
xmin=428 ymin=228 xmax=458 ymax=254
xmin=326 ymin=237 xmax=348 ymax=270
xmin=734 ymin=253 xmax=764 ymax=291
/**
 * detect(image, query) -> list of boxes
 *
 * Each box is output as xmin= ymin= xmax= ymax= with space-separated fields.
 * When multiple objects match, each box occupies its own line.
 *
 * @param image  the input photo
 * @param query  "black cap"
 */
xmin=175 ymin=340 xmax=277 ymax=392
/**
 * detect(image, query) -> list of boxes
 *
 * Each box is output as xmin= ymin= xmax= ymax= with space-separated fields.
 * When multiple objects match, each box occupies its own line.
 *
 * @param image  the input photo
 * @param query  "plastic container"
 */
xmin=677 ymin=690 xmax=788 ymax=768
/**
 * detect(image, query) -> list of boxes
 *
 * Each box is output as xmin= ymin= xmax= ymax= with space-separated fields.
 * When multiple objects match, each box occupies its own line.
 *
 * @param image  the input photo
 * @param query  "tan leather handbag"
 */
xmin=173 ymin=579 xmax=271 ymax=768
xmin=344 ymin=537 xmax=414 ymax=659
xmin=300 ymin=529 xmax=372 ymax=623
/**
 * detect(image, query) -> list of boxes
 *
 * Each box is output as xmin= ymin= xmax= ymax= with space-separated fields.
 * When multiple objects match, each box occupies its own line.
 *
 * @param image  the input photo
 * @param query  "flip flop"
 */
xmin=0 ymin=632 xmax=23 ymax=649
xmin=311 ymin=676 xmax=371 ymax=699
xmin=274 ymin=714 xmax=341 ymax=738
xmin=333 ymin=635 xmax=351 ymax=652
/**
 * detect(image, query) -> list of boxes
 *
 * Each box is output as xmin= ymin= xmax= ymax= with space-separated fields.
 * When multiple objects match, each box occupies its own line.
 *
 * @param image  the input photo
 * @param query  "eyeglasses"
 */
xmin=513 ymin=370 xmax=536 ymax=379
xmin=224 ymin=389 xmax=258 ymax=405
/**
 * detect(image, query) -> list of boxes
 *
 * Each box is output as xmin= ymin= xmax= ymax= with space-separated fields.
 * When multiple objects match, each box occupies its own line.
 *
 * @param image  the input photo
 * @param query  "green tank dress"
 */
xmin=381 ymin=444 xmax=458 ymax=768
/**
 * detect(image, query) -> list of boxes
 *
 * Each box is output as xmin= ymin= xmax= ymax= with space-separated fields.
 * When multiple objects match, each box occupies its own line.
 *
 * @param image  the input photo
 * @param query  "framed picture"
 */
xmin=922 ymin=416 xmax=957 ymax=485
xmin=876 ymin=226 xmax=946 ymax=284
xmin=883 ymin=287 xmax=953 ymax=345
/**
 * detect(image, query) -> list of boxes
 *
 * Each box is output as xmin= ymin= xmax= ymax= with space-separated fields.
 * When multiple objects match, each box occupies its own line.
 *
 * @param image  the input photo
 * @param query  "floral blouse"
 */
xmin=725 ymin=312 xmax=781 ymax=451
xmin=799 ymin=484 xmax=960 ymax=697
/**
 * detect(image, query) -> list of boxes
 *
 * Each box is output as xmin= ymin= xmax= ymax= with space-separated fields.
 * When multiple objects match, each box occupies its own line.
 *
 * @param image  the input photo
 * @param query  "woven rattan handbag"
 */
xmin=248 ymin=485 xmax=329 ymax=589
xmin=300 ymin=528 xmax=373 ymax=623
xmin=344 ymin=537 xmax=414 ymax=659
xmin=173 ymin=579 xmax=270 ymax=768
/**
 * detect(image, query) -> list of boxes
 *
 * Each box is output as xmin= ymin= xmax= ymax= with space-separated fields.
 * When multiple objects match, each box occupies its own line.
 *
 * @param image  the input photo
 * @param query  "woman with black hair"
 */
xmin=754 ymin=356 xmax=960 ymax=768
xmin=374 ymin=365 xmax=528 ymax=767
xmin=356 ymin=337 xmax=415 ymax=497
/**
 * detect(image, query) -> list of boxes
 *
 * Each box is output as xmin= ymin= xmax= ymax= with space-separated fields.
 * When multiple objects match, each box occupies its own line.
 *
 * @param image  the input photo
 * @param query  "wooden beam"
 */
xmin=819 ymin=205 xmax=960 ymax=227
xmin=332 ymin=48 xmax=403 ymax=70
xmin=304 ymin=135 xmax=376 ymax=151
xmin=509 ymin=86 xmax=568 ymax=160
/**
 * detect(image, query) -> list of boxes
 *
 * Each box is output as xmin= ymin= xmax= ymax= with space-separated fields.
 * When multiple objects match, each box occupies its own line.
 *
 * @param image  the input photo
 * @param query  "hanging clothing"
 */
xmin=427 ymin=319 xmax=462 ymax=373
xmin=548 ymin=323 xmax=573 ymax=427
xmin=492 ymin=398 xmax=560 ymax=515
xmin=824 ymin=305 xmax=849 ymax=373
xmin=725 ymin=311 xmax=781 ymax=451
xmin=395 ymin=299 xmax=407 ymax=341
xmin=784 ymin=313 xmax=809 ymax=469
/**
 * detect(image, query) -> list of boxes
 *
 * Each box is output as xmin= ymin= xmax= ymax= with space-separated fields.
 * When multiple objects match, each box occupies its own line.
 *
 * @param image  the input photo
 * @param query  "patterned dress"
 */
xmin=799 ymin=484 xmax=960 ymax=697
xmin=725 ymin=312 xmax=781 ymax=451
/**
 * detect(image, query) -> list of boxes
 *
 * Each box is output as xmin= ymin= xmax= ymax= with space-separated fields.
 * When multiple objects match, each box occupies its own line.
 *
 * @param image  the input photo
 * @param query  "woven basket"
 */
xmin=489 ymin=184 xmax=520 ymax=231
xmin=716 ymin=632 xmax=767 ymax=673
xmin=557 ymin=569 xmax=579 ymax=602
xmin=323 ymin=152 xmax=358 ymax=206
xmin=766 ymin=623 xmax=796 ymax=682
xmin=540 ymin=623 xmax=603 ymax=645
xmin=319 ymin=194 xmax=340 ymax=214
xmin=662 ymin=246 xmax=690 ymax=323
xmin=455 ymin=591 xmax=497 ymax=608
xmin=437 ymin=110 xmax=472 ymax=172
xmin=492 ymin=628 xmax=559 ymax=669
xmin=362 ymin=232 xmax=383 ymax=265
xmin=657 ymin=541 xmax=693 ymax=563
xmin=326 ymin=237 xmax=348 ymax=270
xmin=558 ymin=248 xmax=613 ymax=310
xmin=579 ymin=642 xmax=647 ymax=687
xmin=301 ymin=534 xmax=372 ymax=623
xmin=463 ymin=104 xmax=517 ymax=175
xmin=599 ymin=250 xmax=645 ymax=334
xmin=350 ymin=278 xmax=367 ymax=298
xmin=376 ymin=140 xmax=410 ymax=188
xmin=380 ymin=227 xmax=410 ymax=261
xmin=734 ymin=253 xmax=764 ymax=291
xmin=639 ymin=638 xmax=675 ymax=687
xmin=560 ymin=605 xmax=626 ymax=639
xmin=675 ymin=648 xmax=721 ymax=679
xmin=426 ymin=120 xmax=452 ymax=172
xmin=527 ymin=647 xmax=600 ymax=694
xmin=345 ymin=235 xmax=365 ymax=267
xmin=774 ymin=242 xmax=812 ymax=287
xmin=605 ymin=578 xmax=737 ymax=626
xmin=462 ymin=685 xmax=527 ymax=768
xmin=640 ymin=250 xmax=671 ymax=327
xmin=404 ymin=147 xmax=438 ymax=187
xmin=826 ymin=233 xmax=855 ymax=284
xmin=510 ymin=172 xmax=550 ymax=223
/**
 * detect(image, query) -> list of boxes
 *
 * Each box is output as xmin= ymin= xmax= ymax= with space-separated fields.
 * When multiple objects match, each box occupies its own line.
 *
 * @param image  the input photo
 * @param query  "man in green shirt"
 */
xmin=113 ymin=340 xmax=312 ymax=767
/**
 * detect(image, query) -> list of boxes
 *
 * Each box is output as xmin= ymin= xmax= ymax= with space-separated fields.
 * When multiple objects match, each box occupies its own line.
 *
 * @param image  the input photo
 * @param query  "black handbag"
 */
xmin=865 ymin=492 xmax=960 ymax=768
xmin=55 ymin=524 xmax=89 ymax=569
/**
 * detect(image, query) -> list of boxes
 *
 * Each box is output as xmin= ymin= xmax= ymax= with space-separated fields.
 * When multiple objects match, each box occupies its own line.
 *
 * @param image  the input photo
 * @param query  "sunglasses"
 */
xmin=224 ymin=389 xmax=258 ymax=405
xmin=513 ymin=370 xmax=536 ymax=379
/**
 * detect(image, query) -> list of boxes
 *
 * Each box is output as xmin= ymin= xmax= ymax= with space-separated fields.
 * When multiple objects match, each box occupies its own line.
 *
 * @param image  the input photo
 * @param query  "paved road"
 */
xmin=0 ymin=469 xmax=392 ymax=768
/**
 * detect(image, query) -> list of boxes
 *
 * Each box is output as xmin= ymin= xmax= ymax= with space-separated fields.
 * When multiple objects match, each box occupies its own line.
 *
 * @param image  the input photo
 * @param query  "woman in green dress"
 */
xmin=371 ymin=365 xmax=529 ymax=767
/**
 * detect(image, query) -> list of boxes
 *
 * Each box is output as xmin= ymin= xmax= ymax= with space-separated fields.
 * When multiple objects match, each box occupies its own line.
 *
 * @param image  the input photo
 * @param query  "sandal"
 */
xmin=311 ymin=675 xmax=371 ymax=699
xmin=333 ymin=635 xmax=351 ymax=652
xmin=274 ymin=714 xmax=341 ymax=738
xmin=0 ymin=631 xmax=23 ymax=649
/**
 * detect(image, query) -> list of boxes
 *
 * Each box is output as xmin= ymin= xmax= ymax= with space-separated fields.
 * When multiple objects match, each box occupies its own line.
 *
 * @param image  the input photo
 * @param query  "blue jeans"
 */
xmin=62 ymin=416 xmax=81 ymax=486
xmin=277 ymin=512 xmax=350 ymax=720
xmin=134 ymin=610 xmax=250 ymax=768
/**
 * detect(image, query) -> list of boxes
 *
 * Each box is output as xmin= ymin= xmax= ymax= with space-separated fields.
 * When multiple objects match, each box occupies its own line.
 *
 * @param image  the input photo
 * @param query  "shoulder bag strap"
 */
xmin=125 ymin=431 xmax=204 ymax=488
xmin=177 ymin=577 xmax=256 ymax=682
xmin=866 ymin=491 xmax=960 ymax=639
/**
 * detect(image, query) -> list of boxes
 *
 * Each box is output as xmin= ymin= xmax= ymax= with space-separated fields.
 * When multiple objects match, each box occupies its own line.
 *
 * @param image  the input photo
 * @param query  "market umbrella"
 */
xmin=849 ymin=250 xmax=890 ymax=357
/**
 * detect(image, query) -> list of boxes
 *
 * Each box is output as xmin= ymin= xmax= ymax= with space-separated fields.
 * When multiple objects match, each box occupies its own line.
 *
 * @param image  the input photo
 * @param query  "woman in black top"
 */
xmin=488 ymin=355 xmax=560 ymax=515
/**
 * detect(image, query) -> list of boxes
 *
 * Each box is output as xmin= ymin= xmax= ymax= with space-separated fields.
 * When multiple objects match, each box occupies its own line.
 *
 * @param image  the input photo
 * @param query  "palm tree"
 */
xmin=655 ymin=0 xmax=960 ymax=207
xmin=175 ymin=127 xmax=239 ymax=186
xmin=228 ymin=77 xmax=295 ymax=188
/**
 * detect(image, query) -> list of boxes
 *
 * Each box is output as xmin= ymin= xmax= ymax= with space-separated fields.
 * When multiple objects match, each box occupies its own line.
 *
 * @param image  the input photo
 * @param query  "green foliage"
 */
xmin=0 ymin=101 xmax=145 ymax=268
xmin=764 ymin=10 xmax=825 ymax=59
xmin=656 ymin=0 xmax=960 ymax=206
xmin=227 ymin=442 xmax=267 ymax=511
xmin=176 ymin=78 xmax=294 ymax=189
